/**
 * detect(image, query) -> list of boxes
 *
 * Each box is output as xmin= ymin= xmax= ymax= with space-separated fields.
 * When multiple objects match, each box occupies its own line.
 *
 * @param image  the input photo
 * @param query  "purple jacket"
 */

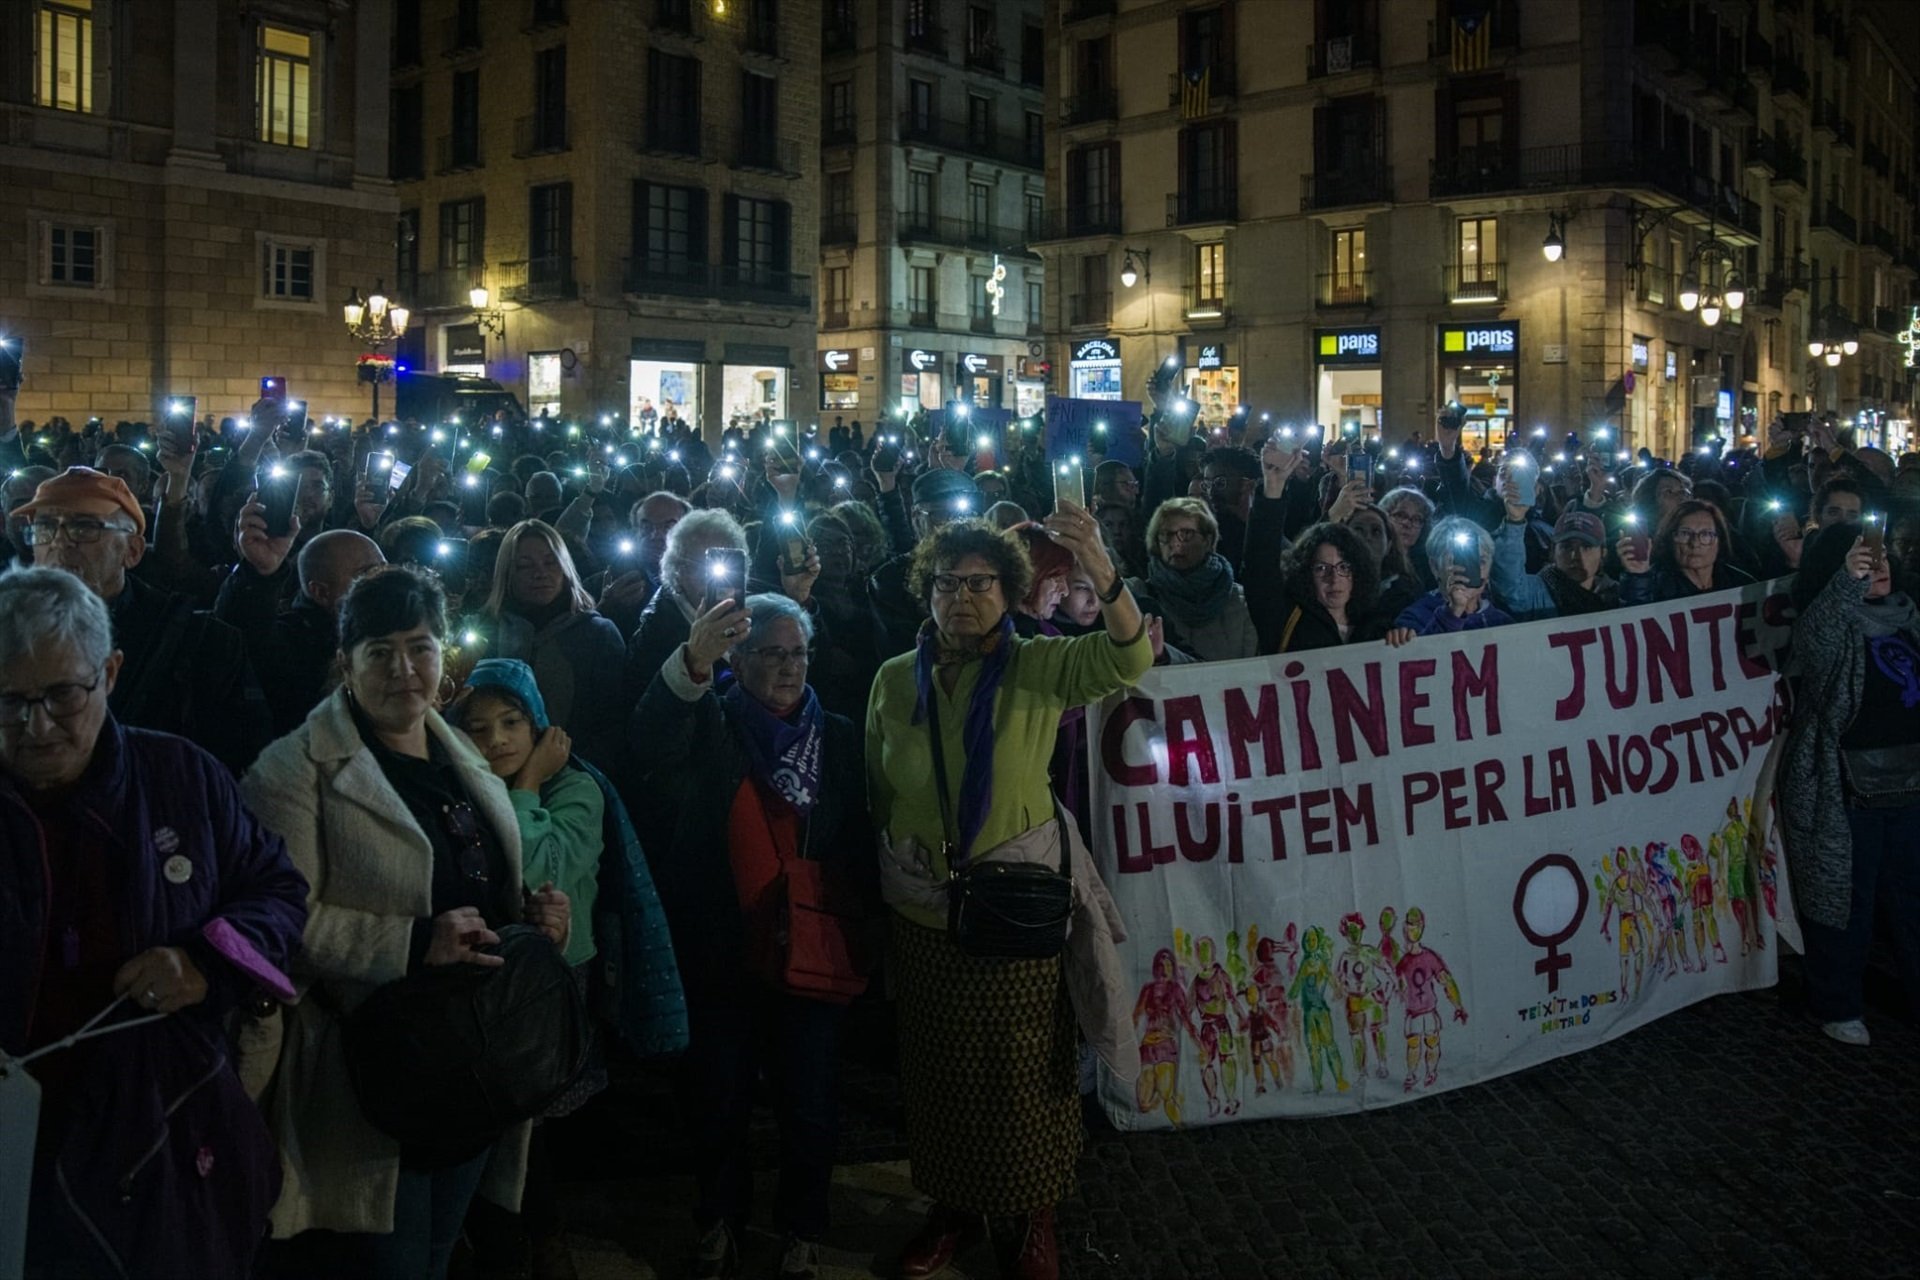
xmin=0 ymin=718 xmax=309 ymax=1279
xmin=1394 ymin=589 xmax=1515 ymax=636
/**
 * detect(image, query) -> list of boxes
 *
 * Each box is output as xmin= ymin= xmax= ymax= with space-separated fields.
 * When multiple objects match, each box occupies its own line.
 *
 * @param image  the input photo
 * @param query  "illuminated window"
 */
xmin=1333 ymin=228 xmax=1367 ymax=287
xmin=257 ymin=25 xmax=312 ymax=148
xmin=36 ymin=0 xmax=92 ymax=113
xmin=1458 ymin=216 xmax=1499 ymax=281
xmin=1194 ymin=241 xmax=1226 ymax=308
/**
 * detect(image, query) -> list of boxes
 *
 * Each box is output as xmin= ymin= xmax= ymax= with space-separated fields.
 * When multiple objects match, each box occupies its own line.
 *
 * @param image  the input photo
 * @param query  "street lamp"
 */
xmin=1541 ymin=212 xmax=1566 ymax=263
xmin=469 ymin=281 xmax=506 ymax=340
xmin=1118 ymin=246 xmax=1152 ymax=288
xmin=342 ymin=278 xmax=410 ymax=422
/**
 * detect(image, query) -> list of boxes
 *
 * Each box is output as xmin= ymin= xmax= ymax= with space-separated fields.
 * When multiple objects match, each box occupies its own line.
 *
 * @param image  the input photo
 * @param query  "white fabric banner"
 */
xmin=1091 ymin=583 xmax=1797 ymax=1128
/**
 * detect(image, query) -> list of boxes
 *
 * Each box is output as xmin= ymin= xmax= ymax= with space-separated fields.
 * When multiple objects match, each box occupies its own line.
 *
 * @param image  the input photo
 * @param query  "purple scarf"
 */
xmin=912 ymin=614 xmax=1016 ymax=863
xmin=725 ymin=684 xmax=826 ymax=815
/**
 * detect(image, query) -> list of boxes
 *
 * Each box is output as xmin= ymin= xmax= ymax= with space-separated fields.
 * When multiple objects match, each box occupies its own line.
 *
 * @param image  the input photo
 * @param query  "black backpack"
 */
xmin=341 ymin=924 xmax=587 ymax=1169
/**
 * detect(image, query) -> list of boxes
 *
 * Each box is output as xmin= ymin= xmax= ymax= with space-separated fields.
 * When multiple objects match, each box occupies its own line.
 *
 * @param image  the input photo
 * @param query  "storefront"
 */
xmin=1623 ymin=335 xmax=1651 ymax=450
xmin=631 ymin=338 xmax=704 ymax=433
xmin=1012 ymin=356 xmax=1047 ymax=418
xmin=819 ymin=346 xmax=860 ymax=412
xmin=721 ymin=345 xmax=791 ymax=431
xmin=1437 ymin=321 xmax=1519 ymax=453
xmin=1313 ymin=326 xmax=1382 ymax=434
xmin=443 ymin=324 xmax=486 ymax=377
xmin=903 ymin=347 xmax=942 ymax=413
xmin=528 ymin=351 xmax=563 ymax=420
xmin=1183 ymin=341 xmax=1239 ymax=429
xmin=1069 ymin=338 xmax=1124 ymax=401
xmin=957 ymin=352 xmax=1003 ymax=409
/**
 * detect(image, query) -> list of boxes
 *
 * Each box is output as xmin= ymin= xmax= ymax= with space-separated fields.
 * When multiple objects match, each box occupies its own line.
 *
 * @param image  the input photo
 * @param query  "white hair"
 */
xmin=1426 ymin=516 xmax=1492 ymax=581
xmin=733 ymin=592 xmax=815 ymax=658
xmin=661 ymin=508 xmax=748 ymax=596
xmin=0 ymin=566 xmax=114 ymax=672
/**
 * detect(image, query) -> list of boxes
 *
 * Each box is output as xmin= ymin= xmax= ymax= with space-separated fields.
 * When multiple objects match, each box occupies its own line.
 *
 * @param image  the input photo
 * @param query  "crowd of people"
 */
xmin=3 ymin=377 xmax=1917 ymax=1280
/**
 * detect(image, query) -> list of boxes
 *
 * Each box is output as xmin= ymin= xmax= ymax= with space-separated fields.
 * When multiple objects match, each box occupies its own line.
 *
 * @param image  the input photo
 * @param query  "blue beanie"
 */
xmin=462 ymin=658 xmax=551 ymax=731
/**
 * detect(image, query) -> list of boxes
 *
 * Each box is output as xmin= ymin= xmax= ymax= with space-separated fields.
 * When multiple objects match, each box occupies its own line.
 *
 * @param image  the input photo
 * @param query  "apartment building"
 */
xmin=1041 ymin=0 xmax=1920 ymax=457
xmin=392 ymin=0 xmax=819 ymax=434
xmin=1 ymin=0 xmax=397 ymax=421
xmin=818 ymin=0 xmax=1049 ymax=423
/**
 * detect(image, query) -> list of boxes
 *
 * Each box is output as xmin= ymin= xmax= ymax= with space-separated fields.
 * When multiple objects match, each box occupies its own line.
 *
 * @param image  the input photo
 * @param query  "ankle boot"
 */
xmin=999 ymin=1206 xmax=1058 ymax=1280
xmin=897 ymin=1202 xmax=982 ymax=1279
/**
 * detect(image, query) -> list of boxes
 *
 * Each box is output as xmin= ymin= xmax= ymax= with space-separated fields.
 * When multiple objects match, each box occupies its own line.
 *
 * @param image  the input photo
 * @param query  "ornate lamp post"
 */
xmin=342 ymin=279 xmax=410 ymax=422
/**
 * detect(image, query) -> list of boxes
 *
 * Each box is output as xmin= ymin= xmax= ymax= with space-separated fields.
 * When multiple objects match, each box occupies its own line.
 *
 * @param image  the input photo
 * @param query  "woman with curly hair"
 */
xmin=1260 ymin=521 xmax=1387 ymax=653
xmin=867 ymin=508 xmax=1148 ymax=1280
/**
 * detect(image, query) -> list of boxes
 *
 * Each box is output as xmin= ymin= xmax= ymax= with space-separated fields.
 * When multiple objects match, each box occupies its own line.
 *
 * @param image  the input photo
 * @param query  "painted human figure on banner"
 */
xmin=1248 ymin=925 xmax=1298 ymax=1091
xmin=1681 ymin=834 xmax=1729 ymax=966
xmin=1132 ymin=947 xmax=1200 ymax=1125
xmin=1289 ymin=926 xmax=1349 ymax=1094
xmin=1335 ymin=912 xmax=1394 ymax=1080
xmin=1395 ymin=907 xmax=1467 ymax=1093
xmin=1642 ymin=843 xmax=1694 ymax=978
xmin=1596 ymin=848 xmax=1649 ymax=998
xmin=1720 ymin=798 xmax=1760 ymax=954
xmin=1241 ymin=984 xmax=1286 ymax=1097
xmin=1183 ymin=933 xmax=1245 ymax=1117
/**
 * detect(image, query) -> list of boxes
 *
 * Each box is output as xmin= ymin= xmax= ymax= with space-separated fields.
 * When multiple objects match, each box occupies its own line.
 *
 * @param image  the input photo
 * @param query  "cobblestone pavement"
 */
xmin=545 ymin=963 xmax=1917 ymax=1279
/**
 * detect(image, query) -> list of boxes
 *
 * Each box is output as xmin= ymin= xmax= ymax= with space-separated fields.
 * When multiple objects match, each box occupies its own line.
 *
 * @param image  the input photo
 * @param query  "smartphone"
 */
xmin=704 ymin=546 xmax=749 ymax=610
xmin=260 ymin=376 xmax=287 ymax=407
xmin=873 ymin=443 xmax=901 ymax=473
xmin=1272 ymin=426 xmax=1300 ymax=454
xmin=1350 ymin=453 xmax=1374 ymax=489
xmin=160 ymin=396 xmax=197 ymax=456
xmin=1863 ymin=513 xmax=1886 ymax=562
xmin=459 ymin=472 xmax=491 ymax=526
xmin=258 ymin=465 xmax=298 ymax=538
xmin=0 ymin=335 xmax=22 ymax=391
xmin=767 ymin=435 xmax=802 ymax=475
xmin=1054 ymin=456 xmax=1086 ymax=510
xmin=387 ymin=458 xmax=413 ymax=493
xmin=285 ymin=399 xmax=309 ymax=438
xmin=433 ymin=537 xmax=470 ymax=581
xmin=1621 ymin=512 xmax=1650 ymax=563
xmin=364 ymin=451 xmax=395 ymax=486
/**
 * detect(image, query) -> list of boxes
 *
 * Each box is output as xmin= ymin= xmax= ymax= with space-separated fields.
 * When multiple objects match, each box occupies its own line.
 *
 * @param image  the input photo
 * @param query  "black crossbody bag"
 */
xmin=927 ymin=695 xmax=1073 ymax=959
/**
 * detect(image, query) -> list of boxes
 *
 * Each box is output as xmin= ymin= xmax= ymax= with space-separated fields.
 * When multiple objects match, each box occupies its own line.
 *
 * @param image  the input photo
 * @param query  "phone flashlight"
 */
xmin=719 ymin=464 xmax=736 ymax=480
xmin=464 ymin=475 xmax=479 ymax=489
xmin=168 ymin=400 xmax=188 ymax=417
xmin=669 ymin=449 xmax=682 ymax=463
xmin=619 ymin=538 xmax=636 ymax=555
xmin=571 ymin=466 xmax=586 ymax=478
xmin=1767 ymin=499 xmax=1783 ymax=512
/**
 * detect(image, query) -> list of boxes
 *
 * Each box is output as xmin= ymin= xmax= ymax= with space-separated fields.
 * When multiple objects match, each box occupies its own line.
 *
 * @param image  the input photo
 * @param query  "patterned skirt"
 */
xmin=890 ymin=915 xmax=1080 ymax=1214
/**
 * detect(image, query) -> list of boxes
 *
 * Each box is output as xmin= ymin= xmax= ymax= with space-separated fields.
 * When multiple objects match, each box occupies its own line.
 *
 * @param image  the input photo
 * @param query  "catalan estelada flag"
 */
xmin=1451 ymin=9 xmax=1491 ymax=73
xmin=1180 ymin=67 xmax=1210 ymax=119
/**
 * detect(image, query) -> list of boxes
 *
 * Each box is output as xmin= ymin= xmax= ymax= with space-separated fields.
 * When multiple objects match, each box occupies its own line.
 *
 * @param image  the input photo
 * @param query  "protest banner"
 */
xmin=1046 ymin=395 xmax=1144 ymax=468
xmin=1091 ymin=583 xmax=1797 ymax=1129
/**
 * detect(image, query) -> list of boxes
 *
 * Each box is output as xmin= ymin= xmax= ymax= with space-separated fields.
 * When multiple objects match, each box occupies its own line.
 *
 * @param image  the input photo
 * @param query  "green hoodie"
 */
xmin=511 ymin=763 xmax=605 ymax=966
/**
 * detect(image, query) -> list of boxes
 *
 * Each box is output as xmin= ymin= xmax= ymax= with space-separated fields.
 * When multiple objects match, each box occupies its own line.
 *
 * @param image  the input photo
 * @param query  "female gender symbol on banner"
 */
xmin=1513 ymin=853 xmax=1588 ymax=992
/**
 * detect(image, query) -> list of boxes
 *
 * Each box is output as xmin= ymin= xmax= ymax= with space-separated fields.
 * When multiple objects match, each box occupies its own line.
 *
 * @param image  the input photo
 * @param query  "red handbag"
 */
xmin=777 ymin=855 xmax=871 ymax=1004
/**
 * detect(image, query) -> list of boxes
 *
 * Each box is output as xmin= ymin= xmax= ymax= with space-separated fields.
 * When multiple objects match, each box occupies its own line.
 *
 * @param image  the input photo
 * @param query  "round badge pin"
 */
xmin=164 ymin=855 xmax=194 ymax=885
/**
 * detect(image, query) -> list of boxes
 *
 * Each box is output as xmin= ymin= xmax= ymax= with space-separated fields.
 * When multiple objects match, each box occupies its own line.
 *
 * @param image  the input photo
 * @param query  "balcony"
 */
xmin=898 ymin=112 xmax=1043 ymax=168
xmin=1429 ymin=145 xmax=1517 ymax=198
xmin=1164 ymin=64 xmax=1238 ymax=107
xmin=969 ymin=311 xmax=998 ymax=334
xmin=744 ymin=14 xmax=779 ymax=57
xmin=1771 ymin=60 xmax=1809 ymax=103
xmin=1445 ymin=263 xmax=1506 ymax=304
xmin=622 ymin=259 xmax=811 ymax=309
xmin=441 ymin=16 xmax=481 ymax=56
xmin=897 ymin=214 xmax=1038 ymax=257
xmin=1317 ymin=271 xmax=1372 ymax=307
xmin=821 ymin=212 xmax=857 ymax=246
xmin=1426 ymin=1 xmax=1520 ymax=57
xmin=1307 ymin=33 xmax=1379 ymax=78
xmin=640 ymin=119 xmax=703 ymax=159
xmin=1833 ymin=118 xmax=1856 ymax=153
xmin=1033 ymin=205 xmax=1123 ymax=240
xmin=965 ymin=40 xmax=1003 ymax=75
xmin=823 ymin=16 xmax=857 ymax=54
xmin=1063 ymin=87 xmax=1118 ymax=126
xmin=822 ymin=309 xmax=851 ymax=329
xmin=1184 ymin=284 xmax=1228 ymax=321
xmin=905 ymin=21 xmax=946 ymax=58
xmin=1744 ymin=29 xmax=1773 ymax=78
xmin=406 ymin=270 xmax=479 ymax=312
xmin=1422 ymin=141 xmax=1761 ymax=237
xmin=1812 ymin=100 xmax=1839 ymax=140
xmin=1166 ymin=188 xmax=1238 ymax=227
xmin=908 ymin=306 xmax=935 ymax=326
xmin=1633 ymin=0 xmax=1689 ymax=67
xmin=497 ymin=256 xmax=576 ymax=304
xmin=1301 ymin=164 xmax=1392 ymax=212
xmin=1745 ymin=131 xmax=1777 ymax=176
xmin=1065 ymin=0 xmax=1117 ymax=19
xmin=1812 ymin=200 xmax=1858 ymax=243
xmin=513 ymin=113 xmax=569 ymax=157
xmin=707 ymin=126 xmax=800 ymax=175
xmin=1769 ymin=140 xmax=1808 ymax=192
xmin=1870 ymin=223 xmax=1897 ymax=257
xmin=1068 ymin=292 xmax=1111 ymax=326
xmin=434 ymin=133 xmax=482 ymax=173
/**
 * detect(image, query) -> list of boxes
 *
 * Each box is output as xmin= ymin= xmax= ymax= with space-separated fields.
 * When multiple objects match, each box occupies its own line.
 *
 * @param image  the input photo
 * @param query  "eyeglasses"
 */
xmin=0 ymin=671 xmax=104 ymax=725
xmin=1156 ymin=528 xmax=1207 ymax=546
xmin=740 ymin=645 xmax=813 ymax=666
xmin=1673 ymin=529 xmax=1720 ymax=545
xmin=440 ymin=802 xmax=491 ymax=884
xmin=1309 ymin=561 xmax=1355 ymax=581
xmin=24 ymin=517 xmax=137 ymax=546
xmin=932 ymin=572 xmax=1000 ymax=595
xmin=1386 ymin=510 xmax=1427 ymax=528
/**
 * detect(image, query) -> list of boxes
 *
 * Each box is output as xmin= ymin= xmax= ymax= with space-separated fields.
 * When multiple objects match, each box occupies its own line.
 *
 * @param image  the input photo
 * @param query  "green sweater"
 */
xmin=867 ymin=627 xmax=1152 ymax=929
xmin=511 ymin=763 xmax=606 ymax=966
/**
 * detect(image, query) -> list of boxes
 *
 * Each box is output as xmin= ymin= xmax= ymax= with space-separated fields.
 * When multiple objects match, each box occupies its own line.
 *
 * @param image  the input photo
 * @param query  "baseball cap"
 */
xmin=1552 ymin=510 xmax=1604 ymax=547
xmin=911 ymin=468 xmax=980 ymax=515
xmin=15 ymin=466 xmax=147 ymax=536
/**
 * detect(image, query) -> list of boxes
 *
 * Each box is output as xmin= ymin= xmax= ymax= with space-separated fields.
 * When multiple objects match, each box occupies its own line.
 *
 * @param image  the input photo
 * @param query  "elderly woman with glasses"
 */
xmin=1377 ymin=487 xmax=1438 ymax=589
xmin=1127 ymin=496 xmax=1257 ymax=662
xmin=633 ymin=592 xmax=875 ymax=1280
xmin=868 ymin=509 xmax=1147 ymax=1280
xmin=1392 ymin=515 xmax=1515 ymax=638
xmin=242 ymin=564 xmax=570 ymax=1279
xmin=1617 ymin=498 xmax=1756 ymax=603
xmin=0 ymin=567 xmax=308 ymax=1280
